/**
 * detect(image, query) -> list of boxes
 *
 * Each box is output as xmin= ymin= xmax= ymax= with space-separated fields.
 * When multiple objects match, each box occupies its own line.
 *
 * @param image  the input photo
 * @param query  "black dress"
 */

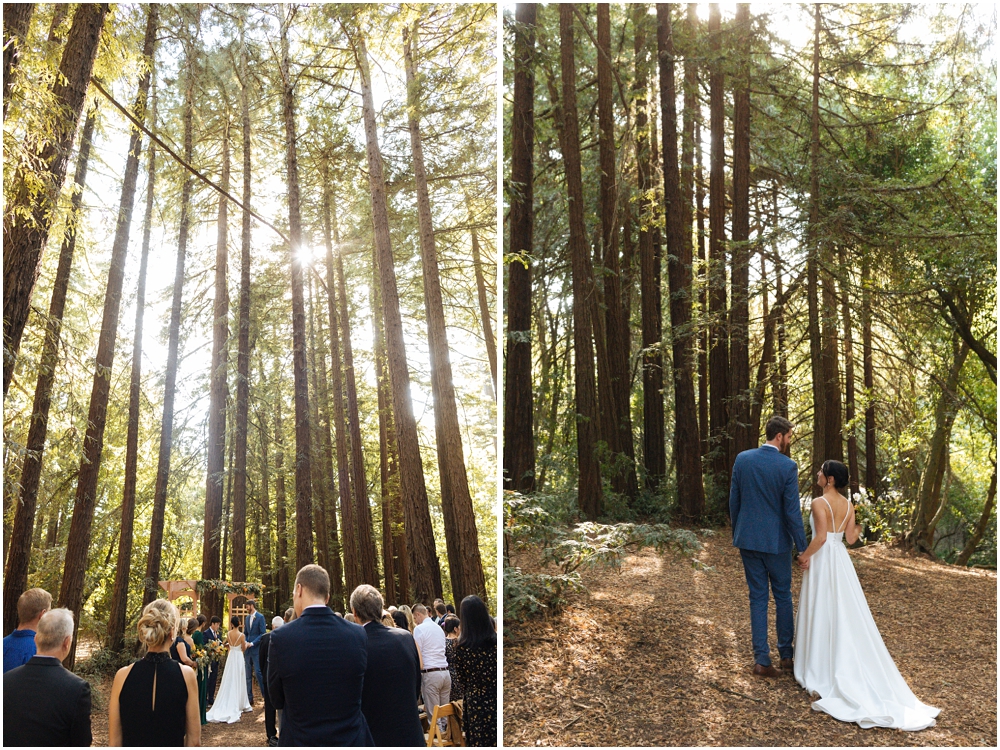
xmin=119 ymin=651 xmax=189 ymax=746
xmin=169 ymin=635 xmax=192 ymax=664
xmin=453 ymin=642 xmax=497 ymax=747
xmin=444 ymin=638 xmax=464 ymax=701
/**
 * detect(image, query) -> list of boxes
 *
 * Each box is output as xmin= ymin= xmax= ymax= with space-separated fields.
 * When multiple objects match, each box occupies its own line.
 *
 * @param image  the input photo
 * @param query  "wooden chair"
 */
xmin=426 ymin=702 xmax=464 ymax=747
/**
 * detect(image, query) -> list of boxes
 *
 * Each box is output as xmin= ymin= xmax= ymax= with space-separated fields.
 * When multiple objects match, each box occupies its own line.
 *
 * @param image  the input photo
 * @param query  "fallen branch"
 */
xmin=708 ymin=681 xmax=763 ymax=703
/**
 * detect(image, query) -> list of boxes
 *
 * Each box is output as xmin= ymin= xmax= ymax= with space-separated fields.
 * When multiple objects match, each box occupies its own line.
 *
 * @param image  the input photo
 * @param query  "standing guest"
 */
xmin=392 ymin=610 xmax=409 ymax=630
xmin=345 ymin=613 xmax=357 ymax=623
xmin=267 ymin=564 xmax=373 ymax=746
xmin=192 ymin=615 xmax=209 ymax=725
xmin=412 ymin=604 xmax=451 ymax=732
xmin=431 ymin=599 xmax=446 ymax=624
xmin=109 ymin=599 xmax=200 ymax=746
xmin=352 ymin=585 xmax=424 ymax=747
xmin=205 ymin=616 xmax=222 ymax=707
xmin=445 ymin=604 xmax=456 ymax=616
xmin=284 ymin=607 xmax=295 ymax=623
xmin=398 ymin=604 xmax=416 ymax=632
xmin=244 ymin=599 xmax=266 ymax=706
xmin=380 ymin=611 xmax=396 ymax=628
xmin=3 ymin=587 xmax=51 ymax=673
xmin=442 ymin=615 xmax=464 ymax=701
xmin=452 ymin=596 xmax=497 ymax=747
xmin=260 ymin=616 xmax=284 ymax=747
xmin=3 ymin=608 xmax=92 ymax=746
xmin=170 ymin=618 xmax=197 ymax=669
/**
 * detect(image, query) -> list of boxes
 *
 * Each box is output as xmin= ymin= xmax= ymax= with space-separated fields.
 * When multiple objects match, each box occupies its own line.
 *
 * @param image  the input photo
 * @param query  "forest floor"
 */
xmin=503 ymin=535 xmax=997 ymax=747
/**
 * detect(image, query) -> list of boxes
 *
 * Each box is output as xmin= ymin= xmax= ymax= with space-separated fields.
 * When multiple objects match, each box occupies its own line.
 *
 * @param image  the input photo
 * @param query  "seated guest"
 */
xmin=3 ymin=608 xmax=92 ymax=746
xmin=412 ymin=604 xmax=451 ymax=733
xmin=109 ymin=599 xmax=200 ymax=746
xmin=392 ymin=610 xmax=409 ymax=630
xmin=260 ymin=616 xmax=284 ymax=747
xmin=267 ymin=564 xmax=373 ymax=746
xmin=452 ymin=596 xmax=497 ymax=747
xmin=3 ymin=587 xmax=52 ymax=673
xmin=442 ymin=615 xmax=464 ymax=701
xmin=352 ymin=585 xmax=424 ymax=747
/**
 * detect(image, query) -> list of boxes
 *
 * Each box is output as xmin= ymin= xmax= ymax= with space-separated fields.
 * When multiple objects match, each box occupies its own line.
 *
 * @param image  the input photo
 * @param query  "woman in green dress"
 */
xmin=191 ymin=615 xmax=209 ymax=725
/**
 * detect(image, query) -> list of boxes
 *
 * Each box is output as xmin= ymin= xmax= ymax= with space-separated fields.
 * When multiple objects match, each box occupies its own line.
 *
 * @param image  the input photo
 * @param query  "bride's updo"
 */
xmin=137 ymin=599 xmax=179 ymax=649
xmin=821 ymin=460 xmax=850 ymax=491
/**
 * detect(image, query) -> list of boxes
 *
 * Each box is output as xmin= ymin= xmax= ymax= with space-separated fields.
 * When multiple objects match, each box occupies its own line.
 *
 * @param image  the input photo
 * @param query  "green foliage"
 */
xmin=76 ymin=639 xmax=140 ymax=679
xmin=502 ymin=565 xmax=583 ymax=625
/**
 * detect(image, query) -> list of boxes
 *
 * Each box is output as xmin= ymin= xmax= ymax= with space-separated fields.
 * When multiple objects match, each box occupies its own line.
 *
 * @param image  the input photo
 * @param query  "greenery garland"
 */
xmin=195 ymin=579 xmax=264 ymax=597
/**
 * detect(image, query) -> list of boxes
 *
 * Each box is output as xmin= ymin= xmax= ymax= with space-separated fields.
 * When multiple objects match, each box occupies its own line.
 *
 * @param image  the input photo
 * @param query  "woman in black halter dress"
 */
xmin=108 ymin=600 xmax=200 ymax=746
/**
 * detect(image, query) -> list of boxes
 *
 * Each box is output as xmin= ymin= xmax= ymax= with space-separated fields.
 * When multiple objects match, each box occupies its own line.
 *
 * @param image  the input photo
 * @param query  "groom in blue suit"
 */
xmin=244 ymin=599 xmax=266 ymax=704
xmin=730 ymin=415 xmax=808 ymax=677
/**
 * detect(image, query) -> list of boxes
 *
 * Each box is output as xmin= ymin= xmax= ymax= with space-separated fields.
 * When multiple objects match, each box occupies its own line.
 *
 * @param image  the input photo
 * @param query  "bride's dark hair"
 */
xmin=230 ymin=615 xmax=241 ymax=630
xmin=821 ymin=460 xmax=850 ymax=490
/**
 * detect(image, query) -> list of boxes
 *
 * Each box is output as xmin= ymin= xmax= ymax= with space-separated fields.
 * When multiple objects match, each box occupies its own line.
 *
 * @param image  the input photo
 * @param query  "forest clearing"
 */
xmin=503 ymin=537 xmax=997 ymax=747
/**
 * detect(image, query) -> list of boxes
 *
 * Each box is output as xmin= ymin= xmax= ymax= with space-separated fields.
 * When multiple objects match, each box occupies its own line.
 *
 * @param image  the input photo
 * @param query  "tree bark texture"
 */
xmin=807 ymin=4 xmax=826 ymax=489
xmin=274 ymin=398 xmax=291 ymax=607
xmin=355 ymin=28 xmax=442 ymax=603
xmin=307 ymin=276 xmax=331 ymax=577
xmin=862 ymin=248 xmax=877 ymax=497
xmin=3 ymin=3 xmax=108 ymax=400
xmin=59 ymin=13 xmax=154 ymax=666
xmin=2 ymin=104 xmax=97 ymax=638
xmin=839 ymin=247 xmax=860 ymax=498
xmin=2 ymin=3 xmax=34 ymax=120
xmin=404 ymin=23 xmax=485 ymax=603
xmin=504 ymin=2 xmax=537 ymax=494
xmin=955 ymin=466 xmax=997 ymax=567
xmin=469 ymin=216 xmax=497 ymax=393
xmin=695 ymin=96 xmax=709 ymax=452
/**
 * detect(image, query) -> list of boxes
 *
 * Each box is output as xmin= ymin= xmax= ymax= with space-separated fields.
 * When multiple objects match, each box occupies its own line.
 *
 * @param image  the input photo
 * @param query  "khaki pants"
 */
xmin=421 ymin=670 xmax=452 ymax=730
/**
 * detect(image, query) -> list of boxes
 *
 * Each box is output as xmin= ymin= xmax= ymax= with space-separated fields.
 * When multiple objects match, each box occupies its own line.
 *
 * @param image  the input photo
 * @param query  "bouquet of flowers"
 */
xmin=204 ymin=639 xmax=227 ymax=663
xmin=192 ymin=647 xmax=211 ymax=678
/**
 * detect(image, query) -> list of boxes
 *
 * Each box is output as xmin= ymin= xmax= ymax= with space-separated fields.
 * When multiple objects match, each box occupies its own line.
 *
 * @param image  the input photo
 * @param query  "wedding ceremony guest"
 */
xmin=3 ymin=587 xmax=51 ymax=673
xmin=446 ymin=604 xmax=456 ymax=616
xmin=244 ymin=599 xmax=266 ymax=706
xmin=205 ymin=615 xmax=222 ymax=706
xmin=380 ymin=611 xmax=396 ymax=628
xmin=260 ymin=615 xmax=284 ymax=747
xmin=267 ymin=564 xmax=373 ymax=745
xmin=3 ymin=608 xmax=92 ymax=746
xmin=170 ymin=617 xmax=196 ymax=669
xmin=192 ymin=615 xmax=209 ymax=724
xmin=442 ymin=615 xmax=464 ymax=701
xmin=345 ymin=613 xmax=357 ymax=623
xmin=392 ymin=610 xmax=409 ymax=630
xmin=109 ymin=599 xmax=200 ymax=746
xmin=452 ymin=596 xmax=496 ymax=747
xmin=398 ymin=604 xmax=416 ymax=632
xmin=412 ymin=604 xmax=451 ymax=732
xmin=433 ymin=599 xmax=447 ymax=624
xmin=284 ymin=607 xmax=295 ymax=623
xmin=352 ymin=585 xmax=424 ymax=747
xmin=387 ymin=605 xmax=398 ymax=613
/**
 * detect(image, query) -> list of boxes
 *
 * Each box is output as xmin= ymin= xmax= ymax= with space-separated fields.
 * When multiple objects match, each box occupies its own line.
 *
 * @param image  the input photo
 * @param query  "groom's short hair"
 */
xmin=295 ymin=564 xmax=331 ymax=600
xmin=765 ymin=415 xmax=794 ymax=440
xmin=350 ymin=585 xmax=384 ymax=624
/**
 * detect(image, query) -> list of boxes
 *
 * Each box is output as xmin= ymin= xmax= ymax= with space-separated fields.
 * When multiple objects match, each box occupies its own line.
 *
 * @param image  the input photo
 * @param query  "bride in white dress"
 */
xmin=794 ymin=460 xmax=940 ymax=731
xmin=206 ymin=616 xmax=253 ymax=723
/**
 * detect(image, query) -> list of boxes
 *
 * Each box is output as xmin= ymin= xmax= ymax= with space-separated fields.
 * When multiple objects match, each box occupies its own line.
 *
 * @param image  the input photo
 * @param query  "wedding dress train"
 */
xmin=206 ymin=634 xmax=252 ymax=723
xmin=794 ymin=498 xmax=940 ymax=731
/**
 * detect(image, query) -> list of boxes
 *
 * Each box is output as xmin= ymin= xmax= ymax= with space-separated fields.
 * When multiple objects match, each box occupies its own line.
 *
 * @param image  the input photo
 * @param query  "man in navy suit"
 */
xmin=205 ymin=616 xmax=222 ymax=706
xmin=268 ymin=565 xmax=373 ymax=746
xmin=730 ymin=415 xmax=808 ymax=678
xmin=244 ymin=599 xmax=267 ymax=705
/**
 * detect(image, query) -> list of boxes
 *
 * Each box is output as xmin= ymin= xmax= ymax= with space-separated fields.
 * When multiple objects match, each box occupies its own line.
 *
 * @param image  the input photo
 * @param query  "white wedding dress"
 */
xmin=794 ymin=497 xmax=940 ymax=731
xmin=206 ymin=631 xmax=252 ymax=724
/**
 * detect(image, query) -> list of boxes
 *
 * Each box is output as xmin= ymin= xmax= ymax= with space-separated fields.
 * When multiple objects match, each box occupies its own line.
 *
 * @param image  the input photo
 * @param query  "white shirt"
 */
xmin=412 ymin=618 xmax=448 ymax=669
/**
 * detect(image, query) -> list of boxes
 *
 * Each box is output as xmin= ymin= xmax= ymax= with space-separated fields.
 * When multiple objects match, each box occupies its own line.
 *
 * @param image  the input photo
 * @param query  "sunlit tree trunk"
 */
xmin=807 ymin=4 xmax=826 ymax=489
xmin=839 ymin=247 xmax=860 ymax=498
xmin=469 ymin=215 xmax=497 ymax=393
xmin=2 ymin=3 xmax=34 ymax=120
xmin=307 ymin=276 xmax=331 ymax=576
xmin=274 ymin=396 xmax=291 ymax=607
xmin=956 ymin=466 xmax=996 ymax=567
xmin=695 ymin=96 xmax=709 ymax=453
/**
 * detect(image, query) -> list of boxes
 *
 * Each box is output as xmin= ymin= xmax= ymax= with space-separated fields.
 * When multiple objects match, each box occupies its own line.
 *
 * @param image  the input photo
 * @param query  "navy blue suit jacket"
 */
xmin=268 ymin=606 xmax=374 ymax=746
xmin=245 ymin=610 xmax=266 ymax=648
xmin=360 ymin=621 xmax=424 ymax=747
xmin=730 ymin=445 xmax=808 ymax=554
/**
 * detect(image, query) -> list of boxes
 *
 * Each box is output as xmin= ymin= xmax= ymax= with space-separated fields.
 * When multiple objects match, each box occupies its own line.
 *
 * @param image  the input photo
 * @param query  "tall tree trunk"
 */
xmin=206 ymin=121 xmax=231 ymax=590
xmin=956 ymin=465 xmax=997 ymax=567
xmin=280 ymin=8 xmax=314 ymax=573
xmin=274 ymin=396 xmax=291 ymax=607
xmin=107 ymin=53 xmax=158 ymax=652
xmin=372 ymin=265 xmax=408 ymax=604
xmin=59 ymin=9 xmax=154 ymax=666
xmin=839 ymin=247 xmax=860 ymax=498
xmin=2 ymin=3 xmax=34 ymax=120
xmin=807 ymin=4 xmax=826 ymax=488
xmin=772 ymin=185 xmax=789 ymax=418
xmin=321 ymin=170 xmax=358 ymax=598
xmin=307 ymin=276 xmax=331 ymax=576
xmin=708 ymin=3 xmax=730 ymax=490
xmin=257 ymin=424 xmax=274 ymax=611
xmin=469 ymin=213 xmax=497 ymax=393
xmin=695 ymin=90 xmax=709 ymax=453
xmin=3 ymin=3 xmax=108 ymax=399
xmin=636 ymin=4 xmax=664 ymax=488
xmin=659 ymin=3 xmax=705 ymax=522
xmin=404 ymin=23 xmax=485 ymax=602
xmin=560 ymin=4 xmax=602 ymax=520
xmin=597 ymin=3 xmax=637 ymax=501
xmin=353 ymin=27 xmax=442 ymax=603
xmin=729 ymin=3 xmax=752 ymax=464
xmin=2 ymin=104 xmax=98 ymax=637
xmin=220 ymin=432 xmax=236 ymax=582
xmin=504 ymin=2 xmax=537 ymax=495
xmin=861 ymin=248 xmax=877 ymax=497
xmin=144 ymin=9 xmax=200 ymax=607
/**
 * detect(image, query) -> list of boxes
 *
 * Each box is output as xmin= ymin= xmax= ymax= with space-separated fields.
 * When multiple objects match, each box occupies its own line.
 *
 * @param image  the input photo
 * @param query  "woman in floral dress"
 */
xmin=452 ymin=596 xmax=496 ymax=746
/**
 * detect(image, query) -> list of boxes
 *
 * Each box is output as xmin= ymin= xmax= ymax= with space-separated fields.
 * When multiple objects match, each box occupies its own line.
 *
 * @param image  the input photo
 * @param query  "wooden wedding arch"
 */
xmin=158 ymin=580 xmax=262 ymax=627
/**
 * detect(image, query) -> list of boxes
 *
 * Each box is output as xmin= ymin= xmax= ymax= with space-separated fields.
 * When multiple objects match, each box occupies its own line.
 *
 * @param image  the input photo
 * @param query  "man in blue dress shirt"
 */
xmin=244 ymin=599 xmax=267 ymax=705
xmin=730 ymin=415 xmax=808 ymax=678
xmin=3 ymin=588 xmax=51 ymax=673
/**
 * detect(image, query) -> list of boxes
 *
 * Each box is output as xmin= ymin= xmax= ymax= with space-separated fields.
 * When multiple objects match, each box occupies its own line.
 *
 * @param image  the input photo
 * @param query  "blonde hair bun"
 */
xmin=137 ymin=599 xmax=179 ymax=648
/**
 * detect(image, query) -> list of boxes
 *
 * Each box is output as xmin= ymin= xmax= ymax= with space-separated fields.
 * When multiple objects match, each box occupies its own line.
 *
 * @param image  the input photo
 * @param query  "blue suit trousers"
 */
xmin=246 ymin=645 xmax=264 ymax=703
xmin=739 ymin=549 xmax=794 ymax=667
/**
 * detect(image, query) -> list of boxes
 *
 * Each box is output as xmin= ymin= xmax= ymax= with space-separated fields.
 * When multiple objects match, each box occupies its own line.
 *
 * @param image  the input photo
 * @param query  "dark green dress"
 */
xmin=192 ymin=629 xmax=208 ymax=725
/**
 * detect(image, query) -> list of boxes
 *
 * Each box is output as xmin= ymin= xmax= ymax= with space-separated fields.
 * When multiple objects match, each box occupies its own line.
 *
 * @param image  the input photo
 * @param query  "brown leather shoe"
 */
xmin=780 ymin=658 xmax=794 ymax=672
xmin=752 ymin=663 xmax=782 ymax=677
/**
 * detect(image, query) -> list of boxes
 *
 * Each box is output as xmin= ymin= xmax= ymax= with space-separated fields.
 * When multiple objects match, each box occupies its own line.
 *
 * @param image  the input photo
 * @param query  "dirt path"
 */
xmin=503 ymin=537 xmax=996 ymax=746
